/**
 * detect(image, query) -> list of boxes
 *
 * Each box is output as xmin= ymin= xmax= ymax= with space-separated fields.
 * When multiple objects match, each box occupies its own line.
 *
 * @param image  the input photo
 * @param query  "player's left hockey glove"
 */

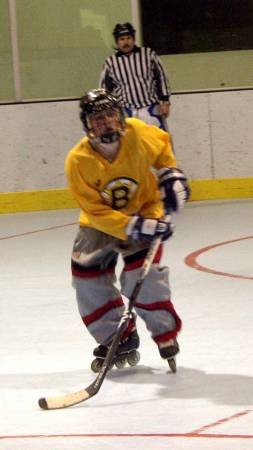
xmin=158 ymin=167 xmax=190 ymax=213
xmin=126 ymin=216 xmax=174 ymax=243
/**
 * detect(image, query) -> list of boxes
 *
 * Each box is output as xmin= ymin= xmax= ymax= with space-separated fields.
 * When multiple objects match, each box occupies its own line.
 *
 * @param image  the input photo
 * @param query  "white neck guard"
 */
xmin=91 ymin=141 xmax=120 ymax=162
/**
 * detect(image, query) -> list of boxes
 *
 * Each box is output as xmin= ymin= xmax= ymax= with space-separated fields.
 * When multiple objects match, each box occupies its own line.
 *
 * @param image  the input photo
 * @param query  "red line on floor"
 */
xmin=189 ymin=409 xmax=252 ymax=434
xmin=1 ymin=432 xmax=252 ymax=440
xmin=0 ymin=222 xmax=76 ymax=240
xmin=184 ymin=235 xmax=253 ymax=280
xmin=189 ymin=433 xmax=253 ymax=439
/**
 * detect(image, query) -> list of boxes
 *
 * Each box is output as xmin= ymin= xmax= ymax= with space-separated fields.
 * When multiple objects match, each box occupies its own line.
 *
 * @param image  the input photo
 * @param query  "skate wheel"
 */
xmin=115 ymin=355 xmax=127 ymax=369
xmin=127 ymin=350 xmax=140 ymax=366
xmin=91 ymin=358 xmax=102 ymax=373
xmin=168 ymin=358 xmax=177 ymax=373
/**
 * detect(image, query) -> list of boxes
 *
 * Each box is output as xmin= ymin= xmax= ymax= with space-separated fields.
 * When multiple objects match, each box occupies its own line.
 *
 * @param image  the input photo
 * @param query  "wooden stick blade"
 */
xmin=38 ymin=383 xmax=96 ymax=410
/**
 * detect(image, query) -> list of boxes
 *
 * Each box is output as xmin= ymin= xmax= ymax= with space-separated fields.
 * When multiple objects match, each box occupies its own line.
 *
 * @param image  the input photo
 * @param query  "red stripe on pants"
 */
xmin=135 ymin=299 xmax=182 ymax=342
xmin=72 ymin=266 xmax=115 ymax=278
xmin=82 ymin=297 xmax=124 ymax=326
xmin=124 ymin=244 xmax=163 ymax=271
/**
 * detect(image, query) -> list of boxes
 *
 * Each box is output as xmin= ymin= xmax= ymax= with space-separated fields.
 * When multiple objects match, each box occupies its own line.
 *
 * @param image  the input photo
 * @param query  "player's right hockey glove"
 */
xmin=126 ymin=216 xmax=174 ymax=242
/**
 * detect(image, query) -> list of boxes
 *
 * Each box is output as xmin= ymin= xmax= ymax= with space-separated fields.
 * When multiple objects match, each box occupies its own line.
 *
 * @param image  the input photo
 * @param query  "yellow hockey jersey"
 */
xmin=65 ymin=118 xmax=177 ymax=240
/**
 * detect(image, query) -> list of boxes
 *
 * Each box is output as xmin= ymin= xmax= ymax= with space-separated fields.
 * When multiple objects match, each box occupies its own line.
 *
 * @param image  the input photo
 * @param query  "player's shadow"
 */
xmin=105 ymin=364 xmax=253 ymax=407
xmin=1 ymin=365 xmax=252 ymax=408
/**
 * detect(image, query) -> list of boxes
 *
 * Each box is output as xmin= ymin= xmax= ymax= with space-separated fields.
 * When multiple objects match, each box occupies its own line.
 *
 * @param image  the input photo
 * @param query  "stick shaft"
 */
xmin=38 ymin=238 xmax=161 ymax=409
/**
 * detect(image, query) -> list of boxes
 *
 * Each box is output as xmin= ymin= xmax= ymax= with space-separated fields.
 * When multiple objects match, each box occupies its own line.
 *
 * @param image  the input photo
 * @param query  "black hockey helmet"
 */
xmin=79 ymin=89 xmax=125 ymax=143
xmin=113 ymin=22 xmax=136 ymax=40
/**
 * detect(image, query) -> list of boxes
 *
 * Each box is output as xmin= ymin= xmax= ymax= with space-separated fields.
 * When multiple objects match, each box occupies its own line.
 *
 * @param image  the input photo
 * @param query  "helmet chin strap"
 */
xmin=100 ymin=131 xmax=121 ymax=143
xmin=89 ymin=127 xmax=125 ymax=144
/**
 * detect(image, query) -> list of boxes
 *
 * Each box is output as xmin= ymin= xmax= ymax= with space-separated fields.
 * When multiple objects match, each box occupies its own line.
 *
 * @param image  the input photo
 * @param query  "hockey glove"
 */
xmin=158 ymin=167 xmax=190 ymax=212
xmin=126 ymin=216 xmax=174 ymax=242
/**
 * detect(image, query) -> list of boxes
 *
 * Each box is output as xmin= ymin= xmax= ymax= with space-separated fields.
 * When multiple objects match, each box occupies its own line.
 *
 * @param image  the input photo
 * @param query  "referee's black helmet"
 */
xmin=113 ymin=23 xmax=136 ymax=40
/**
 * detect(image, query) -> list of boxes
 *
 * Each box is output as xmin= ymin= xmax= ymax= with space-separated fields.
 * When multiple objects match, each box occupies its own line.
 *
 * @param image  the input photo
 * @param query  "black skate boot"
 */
xmin=91 ymin=344 xmax=110 ymax=373
xmin=91 ymin=329 xmax=140 ymax=373
xmin=114 ymin=329 xmax=140 ymax=369
xmin=158 ymin=338 xmax=179 ymax=373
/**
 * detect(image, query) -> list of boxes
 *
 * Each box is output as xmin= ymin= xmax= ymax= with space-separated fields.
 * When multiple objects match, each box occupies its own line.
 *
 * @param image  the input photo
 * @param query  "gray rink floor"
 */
xmin=0 ymin=199 xmax=252 ymax=450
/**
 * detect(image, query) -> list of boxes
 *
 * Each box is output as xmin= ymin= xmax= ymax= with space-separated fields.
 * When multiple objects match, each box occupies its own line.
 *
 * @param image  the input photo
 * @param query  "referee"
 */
xmin=99 ymin=22 xmax=171 ymax=130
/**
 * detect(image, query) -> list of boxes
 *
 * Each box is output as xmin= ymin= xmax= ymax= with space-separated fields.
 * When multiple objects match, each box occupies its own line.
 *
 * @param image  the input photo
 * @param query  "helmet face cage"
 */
xmin=80 ymin=89 xmax=125 ymax=143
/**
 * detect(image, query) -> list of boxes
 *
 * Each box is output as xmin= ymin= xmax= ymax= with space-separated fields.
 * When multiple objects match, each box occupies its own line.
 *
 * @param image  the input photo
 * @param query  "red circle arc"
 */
xmin=184 ymin=235 xmax=253 ymax=280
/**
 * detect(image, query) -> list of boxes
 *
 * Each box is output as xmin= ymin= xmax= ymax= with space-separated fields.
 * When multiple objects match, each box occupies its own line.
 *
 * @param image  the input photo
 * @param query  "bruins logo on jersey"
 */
xmin=101 ymin=177 xmax=138 ymax=210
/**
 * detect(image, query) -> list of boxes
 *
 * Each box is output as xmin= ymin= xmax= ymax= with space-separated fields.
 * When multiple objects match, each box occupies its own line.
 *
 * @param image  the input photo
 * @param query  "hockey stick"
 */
xmin=38 ymin=237 xmax=162 ymax=410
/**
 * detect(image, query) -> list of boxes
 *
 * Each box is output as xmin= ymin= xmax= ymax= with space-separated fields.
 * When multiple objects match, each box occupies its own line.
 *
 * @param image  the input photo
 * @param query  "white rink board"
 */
xmin=0 ymin=89 xmax=253 ymax=192
xmin=169 ymin=92 xmax=212 ymax=178
xmin=0 ymin=101 xmax=82 ymax=191
xmin=210 ymin=90 xmax=253 ymax=179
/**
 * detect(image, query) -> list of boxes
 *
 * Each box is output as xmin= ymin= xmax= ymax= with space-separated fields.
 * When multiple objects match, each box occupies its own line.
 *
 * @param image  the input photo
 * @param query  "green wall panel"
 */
xmin=161 ymin=50 xmax=253 ymax=92
xmin=16 ymin=0 xmax=131 ymax=99
xmin=0 ymin=0 xmax=15 ymax=101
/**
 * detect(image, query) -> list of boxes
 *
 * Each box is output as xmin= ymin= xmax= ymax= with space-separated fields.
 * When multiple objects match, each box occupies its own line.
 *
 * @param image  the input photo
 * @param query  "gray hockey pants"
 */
xmin=71 ymin=227 xmax=182 ymax=345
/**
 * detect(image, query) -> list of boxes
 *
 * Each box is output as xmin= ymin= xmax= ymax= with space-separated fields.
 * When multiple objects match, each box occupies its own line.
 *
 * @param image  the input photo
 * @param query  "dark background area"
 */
xmin=141 ymin=0 xmax=253 ymax=54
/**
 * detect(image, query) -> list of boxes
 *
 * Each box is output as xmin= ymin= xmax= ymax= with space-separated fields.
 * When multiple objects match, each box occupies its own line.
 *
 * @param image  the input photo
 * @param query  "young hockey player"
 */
xmin=65 ymin=89 xmax=189 ymax=372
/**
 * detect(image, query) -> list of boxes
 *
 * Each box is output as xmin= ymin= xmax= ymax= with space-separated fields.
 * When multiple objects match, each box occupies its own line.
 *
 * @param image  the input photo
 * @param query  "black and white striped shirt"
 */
xmin=99 ymin=46 xmax=170 ymax=109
